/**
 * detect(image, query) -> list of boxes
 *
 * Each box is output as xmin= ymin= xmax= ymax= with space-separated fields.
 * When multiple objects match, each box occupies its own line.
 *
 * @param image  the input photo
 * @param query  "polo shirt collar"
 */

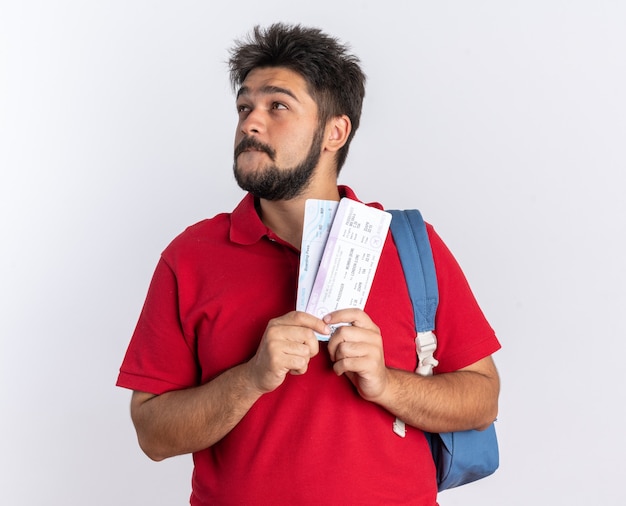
xmin=229 ymin=193 xmax=267 ymax=245
xmin=229 ymin=186 xmax=374 ymax=245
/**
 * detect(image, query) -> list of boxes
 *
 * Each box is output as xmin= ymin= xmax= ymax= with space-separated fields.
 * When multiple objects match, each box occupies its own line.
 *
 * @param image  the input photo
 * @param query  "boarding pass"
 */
xmin=296 ymin=199 xmax=339 ymax=312
xmin=300 ymin=198 xmax=392 ymax=340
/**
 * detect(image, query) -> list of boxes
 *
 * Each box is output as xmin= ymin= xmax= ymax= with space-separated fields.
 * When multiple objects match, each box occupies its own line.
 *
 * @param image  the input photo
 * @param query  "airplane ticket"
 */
xmin=296 ymin=199 xmax=339 ymax=311
xmin=304 ymin=198 xmax=392 ymax=340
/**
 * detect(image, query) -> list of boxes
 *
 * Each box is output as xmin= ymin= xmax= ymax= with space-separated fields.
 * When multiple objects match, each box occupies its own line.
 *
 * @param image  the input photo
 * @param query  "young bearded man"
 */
xmin=117 ymin=23 xmax=501 ymax=505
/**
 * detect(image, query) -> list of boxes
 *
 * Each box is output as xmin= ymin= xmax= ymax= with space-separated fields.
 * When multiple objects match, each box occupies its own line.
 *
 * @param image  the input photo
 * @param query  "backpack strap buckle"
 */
xmin=416 ymin=331 xmax=439 ymax=377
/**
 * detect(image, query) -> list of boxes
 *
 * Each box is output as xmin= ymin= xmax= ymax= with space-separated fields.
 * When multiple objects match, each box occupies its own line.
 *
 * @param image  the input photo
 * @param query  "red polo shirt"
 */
xmin=117 ymin=186 xmax=500 ymax=505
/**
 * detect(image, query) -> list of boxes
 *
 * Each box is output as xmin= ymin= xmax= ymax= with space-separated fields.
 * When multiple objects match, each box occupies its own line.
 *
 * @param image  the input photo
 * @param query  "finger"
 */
xmin=324 ymin=309 xmax=380 ymax=361
xmin=279 ymin=338 xmax=318 ymax=375
xmin=252 ymin=332 xmax=317 ymax=390
xmin=271 ymin=311 xmax=332 ymax=339
xmin=265 ymin=311 xmax=328 ymax=357
xmin=264 ymin=324 xmax=321 ymax=360
xmin=332 ymin=347 xmax=382 ymax=379
xmin=323 ymin=308 xmax=379 ymax=332
xmin=330 ymin=338 xmax=380 ymax=366
xmin=333 ymin=355 xmax=369 ymax=377
xmin=326 ymin=322 xmax=381 ymax=361
xmin=285 ymin=353 xmax=312 ymax=375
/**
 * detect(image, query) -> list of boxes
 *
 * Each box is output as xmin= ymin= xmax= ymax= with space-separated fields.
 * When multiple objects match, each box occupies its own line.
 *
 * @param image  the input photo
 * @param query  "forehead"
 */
xmin=237 ymin=67 xmax=314 ymax=101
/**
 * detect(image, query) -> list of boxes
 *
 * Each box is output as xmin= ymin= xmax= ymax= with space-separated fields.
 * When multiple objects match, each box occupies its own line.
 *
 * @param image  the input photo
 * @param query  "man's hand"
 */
xmin=324 ymin=308 xmax=499 ymax=433
xmin=131 ymin=311 xmax=329 ymax=460
xmin=325 ymin=308 xmax=389 ymax=402
xmin=246 ymin=311 xmax=329 ymax=394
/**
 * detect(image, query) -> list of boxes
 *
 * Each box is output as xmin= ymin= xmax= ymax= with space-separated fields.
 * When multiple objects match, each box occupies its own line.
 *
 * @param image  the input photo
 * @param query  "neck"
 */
xmin=258 ymin=182 xmax=340 ymax=249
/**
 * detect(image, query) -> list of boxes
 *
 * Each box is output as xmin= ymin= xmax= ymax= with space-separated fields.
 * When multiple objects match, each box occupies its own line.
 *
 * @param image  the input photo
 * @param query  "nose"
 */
xmin=239 ymin=108 xmax=265 ymax=136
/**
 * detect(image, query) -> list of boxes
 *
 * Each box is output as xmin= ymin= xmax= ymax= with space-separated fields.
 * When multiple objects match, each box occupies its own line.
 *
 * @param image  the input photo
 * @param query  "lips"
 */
xmin=235 ymin=137 xmax=276 ymax=161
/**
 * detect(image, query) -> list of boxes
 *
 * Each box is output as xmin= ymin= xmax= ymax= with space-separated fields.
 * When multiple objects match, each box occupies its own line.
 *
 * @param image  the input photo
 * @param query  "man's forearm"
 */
xmin=130 ymin=312 xmax=325 ymax=461
xmin=131 ymin=362 xmax=263 ymax=461
xmin=375 ymin=357 xmax=499 ymax=433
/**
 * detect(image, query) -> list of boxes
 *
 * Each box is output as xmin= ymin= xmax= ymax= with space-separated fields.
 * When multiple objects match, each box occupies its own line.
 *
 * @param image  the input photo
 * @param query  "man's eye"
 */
xmin=237 ymin=104 xmax=250 ymax=113
xmin=272 ymin=102 xmax=287 ymax=110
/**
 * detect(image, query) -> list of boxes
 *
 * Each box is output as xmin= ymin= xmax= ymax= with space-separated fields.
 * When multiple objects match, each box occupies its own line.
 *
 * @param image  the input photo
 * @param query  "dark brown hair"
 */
xmin=228 ymin=23 xmax=366 ymax=173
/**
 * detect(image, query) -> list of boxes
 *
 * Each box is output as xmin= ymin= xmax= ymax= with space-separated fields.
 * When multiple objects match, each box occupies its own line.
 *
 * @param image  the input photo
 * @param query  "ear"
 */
xmin=323 ymin=115 xmax=352 ymax=153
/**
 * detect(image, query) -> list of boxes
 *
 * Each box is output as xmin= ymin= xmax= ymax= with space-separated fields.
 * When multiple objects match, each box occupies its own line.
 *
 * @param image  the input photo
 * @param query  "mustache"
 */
xmin=234 ymin=137 xmax=276 ymax=161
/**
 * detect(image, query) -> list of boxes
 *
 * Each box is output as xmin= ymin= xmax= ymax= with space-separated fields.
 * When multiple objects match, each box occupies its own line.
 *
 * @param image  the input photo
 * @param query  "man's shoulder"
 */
xmin=183 ymin=212 xmax=231 ymax=236
xmin=163 ymin=212 xmax=232 ymax=257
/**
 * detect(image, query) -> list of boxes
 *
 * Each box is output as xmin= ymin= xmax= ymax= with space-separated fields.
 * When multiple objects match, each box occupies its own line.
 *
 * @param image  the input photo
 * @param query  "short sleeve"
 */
xmin=116 ymin=257 xmax=200 ymax=394
xmin=427 ymin=225 xmax=501 ymax=373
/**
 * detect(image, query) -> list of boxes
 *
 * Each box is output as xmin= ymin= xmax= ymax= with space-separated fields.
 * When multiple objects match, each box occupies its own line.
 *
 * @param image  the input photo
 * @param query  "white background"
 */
xmin=1 ymin=1 xmax=625 ymax=504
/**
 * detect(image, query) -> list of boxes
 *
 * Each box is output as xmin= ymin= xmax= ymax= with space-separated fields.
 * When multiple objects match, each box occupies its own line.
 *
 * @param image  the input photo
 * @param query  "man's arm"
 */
xmin=374 ymin=357 xmax=499 ymax=432
xmin=326 ymin=308 xmax=499 ymax=433
xmin=130 ymin=312 xmax=328 ymax=461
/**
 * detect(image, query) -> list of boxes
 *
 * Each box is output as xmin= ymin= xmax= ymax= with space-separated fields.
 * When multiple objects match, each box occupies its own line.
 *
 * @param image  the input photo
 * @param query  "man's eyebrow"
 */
xmin=236 ymin=85 xmax=299 ymax=101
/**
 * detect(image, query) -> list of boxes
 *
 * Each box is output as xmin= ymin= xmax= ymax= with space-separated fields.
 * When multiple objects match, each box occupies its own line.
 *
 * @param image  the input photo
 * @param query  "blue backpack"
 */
xmin=388 ymin=209 xmax=499 ymax=492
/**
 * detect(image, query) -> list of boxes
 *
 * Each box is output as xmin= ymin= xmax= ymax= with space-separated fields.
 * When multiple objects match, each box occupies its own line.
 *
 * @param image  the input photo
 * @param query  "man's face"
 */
xmin=233 ymin=67 xmax=324 ymax=201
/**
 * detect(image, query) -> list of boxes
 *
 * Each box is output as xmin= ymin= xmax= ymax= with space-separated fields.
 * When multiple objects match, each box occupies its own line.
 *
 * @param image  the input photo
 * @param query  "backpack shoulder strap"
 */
xmin=388 ymin=209 xmax=438 ymax=333
xmin=389 ymin=209 xmax=440 ymax=437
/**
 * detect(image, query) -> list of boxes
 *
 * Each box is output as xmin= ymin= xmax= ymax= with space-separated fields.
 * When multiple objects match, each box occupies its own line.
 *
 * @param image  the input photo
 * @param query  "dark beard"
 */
xmin=233 ymin=129 xmax=324 ymax=201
